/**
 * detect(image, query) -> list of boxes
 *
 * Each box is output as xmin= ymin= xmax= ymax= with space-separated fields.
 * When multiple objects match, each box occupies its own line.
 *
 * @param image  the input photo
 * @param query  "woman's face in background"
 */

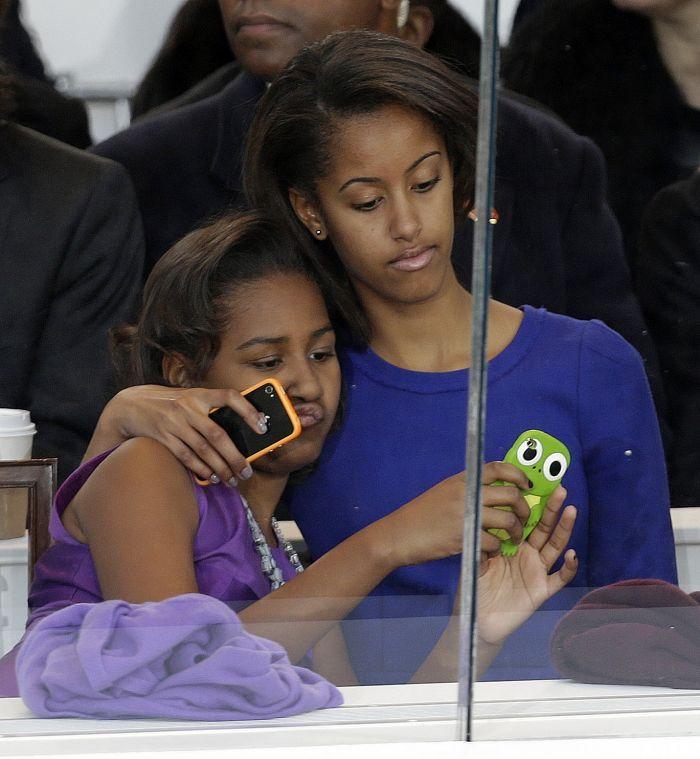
xmin=203 ymin=272 xmax=341 ymax=475
xmin=292 ymin=104 xmax=457 ymax=310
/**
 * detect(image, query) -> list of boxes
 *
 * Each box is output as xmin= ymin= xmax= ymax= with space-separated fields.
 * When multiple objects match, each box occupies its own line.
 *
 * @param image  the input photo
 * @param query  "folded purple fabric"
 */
xmin=16 ymin=593 xmax=342 ymax=720
xmin=551 ymin=579 xmax=700 ymax=689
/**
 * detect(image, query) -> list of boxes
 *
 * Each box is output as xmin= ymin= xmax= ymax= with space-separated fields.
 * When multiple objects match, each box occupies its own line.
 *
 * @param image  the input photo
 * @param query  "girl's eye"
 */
xmin=251 ymin=357 xmax=282 ymax=370
xmin=353 ymin=197 xmax=382 ymax=212
xmin=310 ymin=349 xmax=336 ymax=363
xmin=413 ymin=176 xmax=441 ymax=193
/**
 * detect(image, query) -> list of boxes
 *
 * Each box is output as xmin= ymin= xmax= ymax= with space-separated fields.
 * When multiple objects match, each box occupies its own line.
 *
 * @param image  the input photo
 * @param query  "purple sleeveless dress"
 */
xmin=0 ymin=447 xmax=295 ymax=696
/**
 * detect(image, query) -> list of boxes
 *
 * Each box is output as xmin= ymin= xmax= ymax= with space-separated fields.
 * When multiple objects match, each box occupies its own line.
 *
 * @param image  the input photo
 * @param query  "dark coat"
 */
xmin=637 ymin=174 xmax=700 ymax=507
xmin=92 ymin=70 xmax=665 ymax=420
xmin=0 ymin=124 xmax=144 ymax=482
xmin=503 ymin=0 xmax=696 ymax=267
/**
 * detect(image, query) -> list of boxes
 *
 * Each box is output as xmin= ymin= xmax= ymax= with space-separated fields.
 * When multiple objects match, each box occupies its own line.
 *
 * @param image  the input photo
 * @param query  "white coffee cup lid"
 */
xmin=0 ymin=409 xmax=33 ymax=432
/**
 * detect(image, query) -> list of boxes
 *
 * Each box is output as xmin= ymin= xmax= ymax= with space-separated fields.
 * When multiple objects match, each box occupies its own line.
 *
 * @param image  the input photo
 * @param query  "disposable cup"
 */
xmin=0 ymin=409 xmax=36 ymax=539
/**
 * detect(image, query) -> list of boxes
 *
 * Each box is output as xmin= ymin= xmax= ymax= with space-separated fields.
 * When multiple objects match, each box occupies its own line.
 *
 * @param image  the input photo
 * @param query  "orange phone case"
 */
xmin=196 ymin=378 xmax=301 ymax=485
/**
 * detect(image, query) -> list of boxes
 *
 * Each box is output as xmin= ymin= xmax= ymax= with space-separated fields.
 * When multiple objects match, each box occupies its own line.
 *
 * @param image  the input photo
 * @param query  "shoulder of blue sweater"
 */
xmin=536 ymin=309 xmax=641 ymax=369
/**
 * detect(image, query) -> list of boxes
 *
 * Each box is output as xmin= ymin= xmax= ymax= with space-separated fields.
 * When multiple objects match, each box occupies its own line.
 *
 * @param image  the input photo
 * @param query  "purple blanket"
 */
xmin=16 ymin=594 xmax=342 ymax=720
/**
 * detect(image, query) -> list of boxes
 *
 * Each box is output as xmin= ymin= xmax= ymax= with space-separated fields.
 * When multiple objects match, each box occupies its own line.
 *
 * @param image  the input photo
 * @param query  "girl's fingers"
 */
xmin=484 ymin=484 xmax=531 ymax=525
xmin=218 ymin=389 xmax=269 ymax=435
xmin=538 ymin=504 xmax=577 ymax=570
xmin=482 ymin=461 xmax=531 ymax=492
xmin=546 ymin=548 xmax=579 ymax=596
xmin=160 ymin=433 xmax=215 ymax=484
xmin=480 ymin=530 xmax=504 ymax=556
xmin=185 ymin=411 xmax=251 ymax=482
xmin=527 ymin=486 xmax=566 ymax=551
xmin=482 ymin=505 xmax=524 ymax=545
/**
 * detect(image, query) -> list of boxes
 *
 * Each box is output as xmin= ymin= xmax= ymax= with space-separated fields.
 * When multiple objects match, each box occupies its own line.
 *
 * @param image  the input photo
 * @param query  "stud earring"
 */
xmin=315 ymin=229 xmax=323 ymax=236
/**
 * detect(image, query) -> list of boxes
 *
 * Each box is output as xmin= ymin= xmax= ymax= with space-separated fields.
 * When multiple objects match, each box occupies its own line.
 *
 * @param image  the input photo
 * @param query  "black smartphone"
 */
xmin=209 ymin=378 xmax=301 ymax=462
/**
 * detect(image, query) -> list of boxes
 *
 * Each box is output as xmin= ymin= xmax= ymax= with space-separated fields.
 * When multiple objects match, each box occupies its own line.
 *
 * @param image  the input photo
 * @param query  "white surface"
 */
xmin=0 ymin=535 xmax=28 ymax=656
xmin=22 ymin=0 xmax=181 ymax=90
xmin=671 ymin=508 xmax=700 ymax=591
xmin=0 ymin=680 xmax=699 ymax=754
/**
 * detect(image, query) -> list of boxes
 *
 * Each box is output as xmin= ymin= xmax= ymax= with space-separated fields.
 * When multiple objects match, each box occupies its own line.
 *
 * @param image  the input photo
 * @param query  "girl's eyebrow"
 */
xmin=236 ymin=325 xmax=334 ymax=352
xmin=338 ymin=151 xmax=441 ymax=193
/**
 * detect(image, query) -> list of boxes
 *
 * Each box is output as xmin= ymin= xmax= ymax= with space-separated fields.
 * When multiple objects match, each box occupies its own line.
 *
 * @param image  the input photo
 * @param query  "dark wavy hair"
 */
xmin=113 ymin=211 xmax=324 ymax=388
xmin=243 ymin=30 xmax=478 ymax=345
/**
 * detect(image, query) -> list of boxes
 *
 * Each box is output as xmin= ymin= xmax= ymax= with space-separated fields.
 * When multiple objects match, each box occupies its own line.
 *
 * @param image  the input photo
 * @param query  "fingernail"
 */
xmin=240 ymin=465 xmax=253 ymax=481
xmin=228 ymin=477 xmax=237 ymax=488
xmin=209 ymin=474 xmax=221 ymax=485
xmin=257 ymin=414 xmax=268 ymax=434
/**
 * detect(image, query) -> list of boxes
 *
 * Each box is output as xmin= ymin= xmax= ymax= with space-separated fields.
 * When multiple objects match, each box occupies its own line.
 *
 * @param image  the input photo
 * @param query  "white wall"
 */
xmin=22 ymin=0 xmax=521 ymax=91
xmin=22 ymin=0 xmax=182 ymax=90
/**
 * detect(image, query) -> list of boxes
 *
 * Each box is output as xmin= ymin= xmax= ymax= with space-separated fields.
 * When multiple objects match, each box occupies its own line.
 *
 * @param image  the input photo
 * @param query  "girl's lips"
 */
xmin=235 ymin=15 xmax=289 ymax=39
xmin=294 ymin=404 xmax=324 ymax=429
xmin=388 ymin=246 xmax=436 ymax=272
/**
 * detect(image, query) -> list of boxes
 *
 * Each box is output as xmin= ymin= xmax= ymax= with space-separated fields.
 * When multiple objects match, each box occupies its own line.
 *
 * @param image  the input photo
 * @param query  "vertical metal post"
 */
xmin=456 ymin=0 xmax=500 ymax=742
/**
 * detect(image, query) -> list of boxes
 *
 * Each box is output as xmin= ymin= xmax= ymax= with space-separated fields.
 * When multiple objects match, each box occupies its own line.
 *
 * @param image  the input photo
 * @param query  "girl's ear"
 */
xmin=162 ymin=353 xmax=191 ymax=387
xmin=288 ymin=188 xmax=328 ymax=241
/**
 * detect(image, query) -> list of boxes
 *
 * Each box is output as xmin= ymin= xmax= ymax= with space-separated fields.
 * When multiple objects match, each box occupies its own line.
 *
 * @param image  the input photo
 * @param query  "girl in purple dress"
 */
xmin=0 ymin=210 xmax=578 ymax=697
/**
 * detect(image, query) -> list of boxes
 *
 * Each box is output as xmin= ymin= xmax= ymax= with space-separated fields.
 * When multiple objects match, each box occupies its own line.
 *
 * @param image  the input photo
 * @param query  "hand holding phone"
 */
xmin=209 ymin=378 xmax=301 ymax=463
xmin=195 ymin=379 xmax=301 ymax=485
xmin=487 ymin=430 xmax=571 ymax=556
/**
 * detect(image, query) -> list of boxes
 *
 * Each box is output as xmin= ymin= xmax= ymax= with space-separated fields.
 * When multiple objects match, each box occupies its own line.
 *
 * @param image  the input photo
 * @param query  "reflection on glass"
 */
xmin=470 ymin=0 xmax=700 ymax=742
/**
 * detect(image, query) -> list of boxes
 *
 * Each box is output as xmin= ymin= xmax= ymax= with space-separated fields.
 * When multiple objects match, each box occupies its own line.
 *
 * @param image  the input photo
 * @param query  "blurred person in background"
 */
xmin=130 ymin=0 xmax=234 ymax=120
xmin=131 ymin=0 xmax=480 ymax=121
xmin=0 ymin=76 xmax=144 ymax=482
xmin=0 ymin=0 xmax=89 ymax=146
xmin=637 ymin=174 xmax=700 ymax=507
xmin=503 ymin=0 xmax=700 ymax=268
xmin=92 ymin=0 xmax=666 ymax=425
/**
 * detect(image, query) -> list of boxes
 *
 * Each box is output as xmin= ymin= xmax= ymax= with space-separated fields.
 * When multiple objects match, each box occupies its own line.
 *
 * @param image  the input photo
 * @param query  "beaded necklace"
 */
xmin=240 ymin=495 xmax=305 ymax=590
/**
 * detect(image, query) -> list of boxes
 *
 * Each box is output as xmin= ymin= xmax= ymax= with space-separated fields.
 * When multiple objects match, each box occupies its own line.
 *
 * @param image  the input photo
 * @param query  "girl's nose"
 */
xmin=390 ymin=197 xmax=422 ymax=242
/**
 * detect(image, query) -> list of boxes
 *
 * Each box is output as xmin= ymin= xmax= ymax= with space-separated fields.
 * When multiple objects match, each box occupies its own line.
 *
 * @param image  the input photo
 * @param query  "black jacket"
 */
xmin=0 ymin=124 xmax=144 ymax=481
xmin=638 ymin=175 xmax=700 ymax=506
xmin=92 ymin=70 xmax=665 ymax=418
xmin=503 ymin=0 xmax=696 ymax=267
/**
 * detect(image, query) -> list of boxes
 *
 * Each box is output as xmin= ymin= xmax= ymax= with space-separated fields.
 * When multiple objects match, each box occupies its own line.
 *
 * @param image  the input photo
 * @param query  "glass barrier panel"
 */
xmin=468 ymin=0 xmax=700 ymax=741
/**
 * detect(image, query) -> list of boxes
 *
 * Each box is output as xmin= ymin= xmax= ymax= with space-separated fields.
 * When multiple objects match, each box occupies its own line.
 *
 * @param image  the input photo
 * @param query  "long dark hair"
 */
xmin=243 ymin=30 xmax=478 ymax=345
xmin=113 ymin=211 xmax=323 ymax=388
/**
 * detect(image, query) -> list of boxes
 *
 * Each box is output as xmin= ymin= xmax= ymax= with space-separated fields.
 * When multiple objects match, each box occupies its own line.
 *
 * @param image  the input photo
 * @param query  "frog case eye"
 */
xmin=516 ymin=437 xmax=543 ymax=466
xmin=543 ymin=452 xmax=568 ymax=482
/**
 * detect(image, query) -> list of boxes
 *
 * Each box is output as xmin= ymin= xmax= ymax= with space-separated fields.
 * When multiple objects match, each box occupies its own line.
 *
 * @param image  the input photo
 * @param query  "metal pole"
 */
xmin=456 ymin=0 xmax=500 ymax=742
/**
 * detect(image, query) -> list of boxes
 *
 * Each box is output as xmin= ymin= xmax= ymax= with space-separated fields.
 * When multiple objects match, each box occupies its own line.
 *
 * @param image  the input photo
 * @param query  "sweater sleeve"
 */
xmin=577 ymin=320 xmax=678 ymax=587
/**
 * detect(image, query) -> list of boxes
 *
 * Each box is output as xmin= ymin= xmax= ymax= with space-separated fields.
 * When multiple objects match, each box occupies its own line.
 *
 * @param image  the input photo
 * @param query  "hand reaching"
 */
xmin=476 ymin=486 xmax=578 ymax=648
